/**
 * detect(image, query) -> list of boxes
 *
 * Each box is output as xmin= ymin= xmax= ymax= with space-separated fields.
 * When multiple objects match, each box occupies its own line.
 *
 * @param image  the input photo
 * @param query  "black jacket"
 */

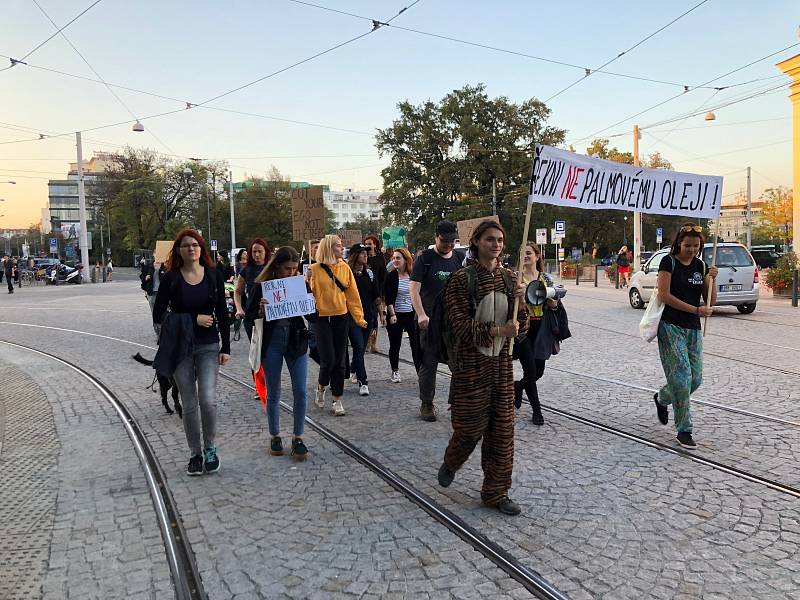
xmin=533 ymin=303 xmax=571 ymax=361
xmin=245 ymin=279 xmax=310 ymax=359
xmin=153 ymin=312 xmax=195 ymax=378
xmin=383 ymin=269 xmax=413 ymax=311
xmin=367 ymin=254 xmax=387 ymax=297
xmin=153 ymin=267 xmax=230 ymax=354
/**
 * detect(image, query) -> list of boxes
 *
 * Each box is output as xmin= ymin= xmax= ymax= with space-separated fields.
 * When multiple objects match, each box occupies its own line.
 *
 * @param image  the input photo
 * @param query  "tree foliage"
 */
xmin=759 ymin=186 xmax=793 ymax=245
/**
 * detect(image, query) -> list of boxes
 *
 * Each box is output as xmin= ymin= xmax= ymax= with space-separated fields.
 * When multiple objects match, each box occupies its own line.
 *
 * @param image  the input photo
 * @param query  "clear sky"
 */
xmin=0 ymin=0 xmax=797 ymax=227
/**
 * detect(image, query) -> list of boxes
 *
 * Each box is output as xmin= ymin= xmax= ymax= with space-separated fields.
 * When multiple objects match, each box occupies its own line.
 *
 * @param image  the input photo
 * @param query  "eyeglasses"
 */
xmin=680 ymin=225 xmax=703 ymax=233
xmin=180 ymin=243 xmax=201 ymax=250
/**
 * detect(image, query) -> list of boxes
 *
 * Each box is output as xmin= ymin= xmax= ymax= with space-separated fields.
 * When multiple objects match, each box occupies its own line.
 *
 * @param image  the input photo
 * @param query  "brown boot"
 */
xmin=367 ymin=328 xmax=378 ymax=353
xmin=420 ymin=402 xmax=437 ymax=422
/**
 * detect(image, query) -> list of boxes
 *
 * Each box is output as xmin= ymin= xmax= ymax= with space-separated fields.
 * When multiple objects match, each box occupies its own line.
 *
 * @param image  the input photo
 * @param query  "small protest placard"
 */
xmin=153 ymin=240 xmax=172 ymax=263
xmin=528 ymin=145 xmax=723 ymax=219
xmin=456 ymin=216 xmax=500 ymax=245
xmin=291 ymin=186 xmax=326 ymax=241
xmin=260 ymin=275 xmax=316 ymax=321
xmin=338 ymin=229 xmax=362 ymax=247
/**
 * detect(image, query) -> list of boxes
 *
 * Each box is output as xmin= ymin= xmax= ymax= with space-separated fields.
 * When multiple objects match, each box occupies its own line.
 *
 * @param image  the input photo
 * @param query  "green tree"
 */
xmin=759 ymin=186 xmax=793 ymax=247
xmin=376 ymin=84 xmax=566 ymax=251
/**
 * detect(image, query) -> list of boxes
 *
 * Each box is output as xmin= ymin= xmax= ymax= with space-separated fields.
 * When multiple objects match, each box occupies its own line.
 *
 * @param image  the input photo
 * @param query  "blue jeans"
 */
xmin=172 ymin=343 xmax=220 ymax=456
xmin=348 ymin=321 xmax=370 ymax=385
xmin=264 ymin=326 xmax=308 ymax=437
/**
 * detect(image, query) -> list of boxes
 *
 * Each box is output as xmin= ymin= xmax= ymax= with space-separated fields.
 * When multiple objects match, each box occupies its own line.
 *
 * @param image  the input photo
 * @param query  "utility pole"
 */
xmin=76 ymin=132 xmax=90 ymax=283
xmin=492 ymin=177 xmax=497 ymax=216
xmin=633 ymin=125 xmax=642 ymax=273
xmin=746 ymin=166 xmax=752 ymax=249
xmin=228 ymin=170 xmax=236 ymax=248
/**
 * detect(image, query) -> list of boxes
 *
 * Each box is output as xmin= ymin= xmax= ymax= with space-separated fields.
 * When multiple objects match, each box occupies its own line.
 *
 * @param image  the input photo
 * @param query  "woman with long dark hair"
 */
xmin=363 ymin=234 xmax=387 ymax=352
xmin=384 ymin=247 xmax=419 ymax=382
xmin=513 ymin=242 xmax=559 ymax=425
xmin=234 ymin=238 xmax=270 ymax=341
xmin=617 ymin=245 xmax=630 ymax=288
xmin=153 ymin=229 xmax=230 ymax=475
xmin=310 ymin=235 xmax=366 ymax=416
xmin=246 ymin=246 xmax=310 ymax=460
xmin=653 ymin=223 xmax=717 ymax=448
xmin=346 ymin=244 xmax=381 ymax=396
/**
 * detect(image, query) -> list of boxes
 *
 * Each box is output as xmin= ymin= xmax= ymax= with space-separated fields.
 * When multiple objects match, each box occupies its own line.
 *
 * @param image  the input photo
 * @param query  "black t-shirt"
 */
xmin=659 ymin=254 xmax=707 ymax=330
xmin=181 ymin=277 xmax=219 ymax=344
xmin=410 ymin=249 xmax=463 ymax=315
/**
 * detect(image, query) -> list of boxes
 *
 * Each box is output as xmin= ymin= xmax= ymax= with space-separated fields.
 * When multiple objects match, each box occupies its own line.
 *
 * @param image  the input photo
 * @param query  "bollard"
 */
xmin=576 ymin=264 xmax=580 ymax=286
xmin=594 ymin=264 xmax=599 ymax=287
xmin=615 ymin=269 xmax=619 ymax=289
xmin=793 ymin=270 xmax=798 ymax=308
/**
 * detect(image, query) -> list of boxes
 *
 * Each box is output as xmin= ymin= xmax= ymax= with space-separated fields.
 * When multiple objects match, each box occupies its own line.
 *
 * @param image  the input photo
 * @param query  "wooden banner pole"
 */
xmin=508 ymin=197 xmax=534 ymax=355
xmin=703 ymin=220 xmax=721 ymax=336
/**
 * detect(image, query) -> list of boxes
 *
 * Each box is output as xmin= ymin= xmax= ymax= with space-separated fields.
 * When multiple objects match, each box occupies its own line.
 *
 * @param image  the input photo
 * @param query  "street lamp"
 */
xmin=623 ymin=215 xmax=628 ymax=246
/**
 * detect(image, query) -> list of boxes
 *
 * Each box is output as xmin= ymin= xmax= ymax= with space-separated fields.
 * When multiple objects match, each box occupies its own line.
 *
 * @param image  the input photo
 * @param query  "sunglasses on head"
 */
xmin=680 ymin=225 xmax=703 ymax=233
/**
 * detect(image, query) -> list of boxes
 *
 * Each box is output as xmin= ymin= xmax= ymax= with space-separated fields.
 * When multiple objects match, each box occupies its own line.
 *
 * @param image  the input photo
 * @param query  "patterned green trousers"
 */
xmin=656 ymin=321 xmax=703 ymax=433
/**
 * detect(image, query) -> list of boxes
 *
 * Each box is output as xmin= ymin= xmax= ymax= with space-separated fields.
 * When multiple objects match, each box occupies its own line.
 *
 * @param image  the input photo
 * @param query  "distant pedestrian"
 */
xmin=409 ymin=221 xmax=463 ymax=422
xmin=246 ymin=246 xmax=311 ymax=461
xmin=310 ymin=235 xmax=366 ymax=417
xmin=216 ymin=249 xmax=235 ymax=283
xmin=106 ymin=258 xmax=114 ymax=282
xmin=234 ymin=248 xmax=248 ymax=277
xmin=653 ymin=223 xmax=717 ymax=449
xmin=4 ymin=255 xmax=14 ymax=294
xmin=616 ymin=246 xmax=630 ymax=288
xmin=153 ymin=229 xmax=230 ymax=475
xmin=141 ymin=258 xmax=165 ymax=338
xmin=347 ymin=243 xmax=381 ymax=396
xmin=363 ymin=235 xmax=387 ymax=352
xmin=437 ymin=221 xmax=527 ymax=516
xmin=384 ymin=247 xmax=419 ymax=382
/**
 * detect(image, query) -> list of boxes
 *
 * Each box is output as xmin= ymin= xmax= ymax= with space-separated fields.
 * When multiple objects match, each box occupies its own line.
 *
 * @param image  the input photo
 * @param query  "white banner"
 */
xmin=260 ymin=275 xmax=316 ymax=321
xmin=528 ymin=145 xmax=722 ymax=219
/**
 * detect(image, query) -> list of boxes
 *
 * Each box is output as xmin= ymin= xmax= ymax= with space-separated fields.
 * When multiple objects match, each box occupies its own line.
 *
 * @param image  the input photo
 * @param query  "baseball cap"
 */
xmin=349 ymin=243 xmax=367 ymax=256
xmin=435 ymin=220 xmax=457 ymax=241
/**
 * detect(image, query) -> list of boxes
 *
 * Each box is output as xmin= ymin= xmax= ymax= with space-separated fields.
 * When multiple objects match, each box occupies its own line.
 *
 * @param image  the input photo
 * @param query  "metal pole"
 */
xmin=206 ymin=177 xmax=211 ymax=245
xmin=228 ymin=170 xmax=236 ymax=248
xmin=492 ymin=177 xmax=496 ymax=216
xmin=746 ymin=166 xmax=752 ymax=249
xmin=75 ymin=132 xmax=90 ymax=283
xmin=792 ymin=269 xmax=798 ymax=308
xmin=633 ymin=125 xmax=642 ymax=273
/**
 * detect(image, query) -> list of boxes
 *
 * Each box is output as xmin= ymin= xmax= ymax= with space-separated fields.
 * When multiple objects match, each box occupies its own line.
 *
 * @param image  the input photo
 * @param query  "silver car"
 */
xmin=628 ymin=242 xmax=759 ymax=314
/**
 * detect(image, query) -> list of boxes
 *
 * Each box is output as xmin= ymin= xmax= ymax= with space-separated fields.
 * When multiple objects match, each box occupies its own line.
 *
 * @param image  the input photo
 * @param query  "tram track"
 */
xmin=0 ymin=322 xmax=568 ymax=600
xmin=0 ymin=339 xmax=207 ymax=600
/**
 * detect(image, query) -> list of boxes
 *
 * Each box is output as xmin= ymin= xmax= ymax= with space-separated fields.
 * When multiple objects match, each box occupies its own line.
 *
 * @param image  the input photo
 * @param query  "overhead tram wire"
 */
xmin=0 ymin=0 xmax=104 ymax=72
xmin=568 ymin=41 xmax=800 ymax=146
xmin=28 ymin=0 xmax=177 ymax=157
xmin=544 ymin=0 xmax=712 ymax=103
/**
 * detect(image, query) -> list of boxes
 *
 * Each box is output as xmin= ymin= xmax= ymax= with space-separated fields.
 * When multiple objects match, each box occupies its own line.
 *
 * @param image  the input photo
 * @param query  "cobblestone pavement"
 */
xmin=1 ymin=279 xmax=799 ymax=599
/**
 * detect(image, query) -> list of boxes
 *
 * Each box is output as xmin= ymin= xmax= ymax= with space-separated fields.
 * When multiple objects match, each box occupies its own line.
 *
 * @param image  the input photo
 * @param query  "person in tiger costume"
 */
xmin=436 ymin=220 xmax=528 ymax=516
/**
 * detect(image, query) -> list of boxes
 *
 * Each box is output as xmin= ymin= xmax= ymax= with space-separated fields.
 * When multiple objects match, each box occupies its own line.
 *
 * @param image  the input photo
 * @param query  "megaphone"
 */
xmin=525 ymin=280 xmax=567 ymax=306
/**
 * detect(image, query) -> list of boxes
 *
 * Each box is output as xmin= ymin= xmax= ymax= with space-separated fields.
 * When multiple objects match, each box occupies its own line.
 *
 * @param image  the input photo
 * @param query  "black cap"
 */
xmin=349 ymin=243 xmax=367 ymax=256
xmin=435 ymin=220 xmax=457 ymax=241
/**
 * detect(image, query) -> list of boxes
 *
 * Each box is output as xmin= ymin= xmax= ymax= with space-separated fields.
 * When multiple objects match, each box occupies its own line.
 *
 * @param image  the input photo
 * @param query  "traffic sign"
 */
xmin=210 ymin=239 xmax=218 ymax=251
xmin=555 ymin=220 xmax=566 ymax=234
xmin=557 ymin=247 xmax=565 ymax=261
xmin=535 ymin=228 xmax=547 ymax=245
xmin=551 ymin=228 xmax=564 ymax=243
xmin=656 ymin=228 xmax=663 ymax=244
xmin=49 ymin=238 xmax=57 ymax=253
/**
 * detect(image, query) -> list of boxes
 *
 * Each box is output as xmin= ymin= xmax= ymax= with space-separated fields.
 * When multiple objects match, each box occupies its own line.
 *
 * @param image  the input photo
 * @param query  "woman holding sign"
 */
xmin=310 ymin=235 xmax=367 ymax=417
xmin=246 ymin=246 xmax=311 ymax=460
xmin=653 ymin=224 xmax=717 ymax=449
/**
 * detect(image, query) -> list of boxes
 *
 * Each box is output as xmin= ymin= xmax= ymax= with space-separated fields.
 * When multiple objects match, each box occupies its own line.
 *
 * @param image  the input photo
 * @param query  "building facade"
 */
xmin=44 ymin=153 xmax=110 ymax=235
xmin=710 ymin=193 xmax=765 ymax=243
xmin=326 ymin=189 xmax=381 ymax=228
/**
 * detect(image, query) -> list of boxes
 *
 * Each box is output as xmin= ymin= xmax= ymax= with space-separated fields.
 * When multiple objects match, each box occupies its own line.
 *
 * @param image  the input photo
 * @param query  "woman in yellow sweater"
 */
xmin=310 ymin=235 xmax=367 ymax=416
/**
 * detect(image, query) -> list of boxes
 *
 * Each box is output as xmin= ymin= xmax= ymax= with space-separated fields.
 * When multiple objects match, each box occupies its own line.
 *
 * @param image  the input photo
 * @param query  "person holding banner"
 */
xmin=514 ymin=242 xmax=559 ymax=425
xmin=153 ymin=229 xmax=229 ymax=475
xmin=310 ymin=235 xmax=367 ymax=417
xmin=384 ymin=247 xmax=419 ymax=382
xmin=437 ymin=221 xmax=527 ymax=516
xmin=653 ymin=224 xmax=717 ymax=449
xmin=246 ymin=246 xmax=310 ymax=460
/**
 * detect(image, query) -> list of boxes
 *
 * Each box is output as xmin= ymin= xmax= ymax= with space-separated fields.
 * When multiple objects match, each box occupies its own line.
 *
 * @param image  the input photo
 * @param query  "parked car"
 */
xmin=750 ymin=248 xmax=780 ymax=270
xmin=33 ymin=258 xmax=60 ymax=270
xmin=639 ymin=251 xmax=654 ymax=264
xmin=628 ymin=242 xmax=759 ymax=314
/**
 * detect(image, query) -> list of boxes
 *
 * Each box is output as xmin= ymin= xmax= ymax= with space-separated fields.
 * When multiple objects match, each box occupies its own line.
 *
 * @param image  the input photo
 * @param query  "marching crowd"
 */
xmin=144 ymin=219 xmax=717 ymax=516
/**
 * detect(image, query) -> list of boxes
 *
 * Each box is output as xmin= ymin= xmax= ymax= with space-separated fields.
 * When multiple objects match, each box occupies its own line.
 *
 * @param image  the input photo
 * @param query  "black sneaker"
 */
xmin=677 ymin=432 xmax=697 ymax=449
xmin=187 ymin=455 xmax=203 ymax=476
xmin=531 ymin=409 xmax=545 ymax=426
xmin=496 ymin=497 xmax=522 ymax=516
xmin=437 ymin=462 xmax=455 ymax=488
xmin=654 ymin=393 xmax=668 ymax=425
xmin=420 ymin=403 xmax=437 ymax=422
xmin=269 ymin=436 xmax=284 ymax=456
xmin=291 ymin=438 xmax=308 ymax=461
xmin=514 ymin=380 xmax=523 ymax=409
xmin=204 ymin=447 xmax=220 ymax=473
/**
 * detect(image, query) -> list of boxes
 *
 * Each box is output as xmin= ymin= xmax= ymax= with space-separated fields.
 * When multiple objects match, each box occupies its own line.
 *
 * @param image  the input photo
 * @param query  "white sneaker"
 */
xmin=350 ymin=373 xmax=358 ymax=384
xmin=391 ymin=371 xmax=401 ymax=383
xmin=315 ymin=386 xmax=326 ymax=409
xmin=332 ymin=398 xmax=346 ymax=416
xmin=359 ymin=384 xmax=370 ymax=396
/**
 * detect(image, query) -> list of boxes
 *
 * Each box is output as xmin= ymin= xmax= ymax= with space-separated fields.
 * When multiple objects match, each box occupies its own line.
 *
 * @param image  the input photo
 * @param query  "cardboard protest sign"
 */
xmin=260 ymin=275 xmax=316 ymax=321
xmin=456 ymin=216 xmax=500 ymax=245
xmin=528 ymin=145 xmax=723 ymax=219
xmin=381 ymin=226 xmax=406 ymax=249
xmin=153 ymin=240 xmax=172 ymax=263
xmin=338 ymin=229 xmax=362 ymax=247
xmin=291 ymin=186 xmax=326 ymax=241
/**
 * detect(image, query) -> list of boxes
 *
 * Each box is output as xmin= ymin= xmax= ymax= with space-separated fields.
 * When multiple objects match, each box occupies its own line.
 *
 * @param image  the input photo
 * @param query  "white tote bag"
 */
xmin=248 ymin=318 xmax=264 ymax=371
xmin=639 ymin=289 xmax=664 ymax=343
